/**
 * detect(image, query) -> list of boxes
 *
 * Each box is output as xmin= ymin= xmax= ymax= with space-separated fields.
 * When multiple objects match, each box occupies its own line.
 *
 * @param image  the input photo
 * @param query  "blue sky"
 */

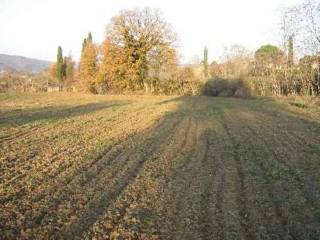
xmin=0 ymin=0 xmax=302 ymax=63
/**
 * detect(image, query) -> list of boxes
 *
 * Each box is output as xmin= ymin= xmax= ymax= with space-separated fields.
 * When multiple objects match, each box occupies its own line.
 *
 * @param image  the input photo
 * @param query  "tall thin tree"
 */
xmin=203 ymin=46 xmax=209 ymax=78
xmin=87 ymin=32 xmax=93 ymax=44
xmin=79 ymin=33 xmax=98 ymax=92
xmin=81 ymin=39 xmax=87 ymax=54
xmin=288 ymin=35 xmax=294 ymax=67
xmin=56 ymin=46 xmax=64 ymax=90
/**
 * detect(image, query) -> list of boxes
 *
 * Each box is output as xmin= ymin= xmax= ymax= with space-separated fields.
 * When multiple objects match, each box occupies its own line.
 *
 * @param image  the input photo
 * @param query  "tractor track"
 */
xmin=1 ymin=94 xmax=320 ymax=240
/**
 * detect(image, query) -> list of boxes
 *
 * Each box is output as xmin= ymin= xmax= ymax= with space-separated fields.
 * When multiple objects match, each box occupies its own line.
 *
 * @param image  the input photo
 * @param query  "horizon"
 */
xmin=1 ymin=1 xmax=320 ymax=239
xmin=0 ymin=0 xmax=302 ymax=63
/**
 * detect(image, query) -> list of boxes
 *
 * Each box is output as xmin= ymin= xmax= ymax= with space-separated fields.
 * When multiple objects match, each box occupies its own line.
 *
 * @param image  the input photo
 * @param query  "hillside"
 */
xmin=0 ymin=54 xmax=52 ymax=73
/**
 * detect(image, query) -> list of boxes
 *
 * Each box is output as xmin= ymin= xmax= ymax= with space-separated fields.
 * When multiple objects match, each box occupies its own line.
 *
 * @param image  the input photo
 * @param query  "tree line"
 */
xmin=50 ymin=0 xmax=320 ymax=97
xmin=208 ymin=0 xmax=320 ymax=97
xmin=51 ymin=8 xmax=196 ymax=95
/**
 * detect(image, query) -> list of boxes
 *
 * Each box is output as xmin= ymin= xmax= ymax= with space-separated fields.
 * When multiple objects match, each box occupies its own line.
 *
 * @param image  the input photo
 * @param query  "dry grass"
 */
xmin=1 ymin=93 xmax=320 ymax=239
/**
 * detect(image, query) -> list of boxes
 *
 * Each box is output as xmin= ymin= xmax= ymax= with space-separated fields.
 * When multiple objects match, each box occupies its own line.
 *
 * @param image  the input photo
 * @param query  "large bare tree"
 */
xmin=282 ymin=0 xmax=320 ymax=56
xmin=280 ymin=0 xmax=320 ymax=95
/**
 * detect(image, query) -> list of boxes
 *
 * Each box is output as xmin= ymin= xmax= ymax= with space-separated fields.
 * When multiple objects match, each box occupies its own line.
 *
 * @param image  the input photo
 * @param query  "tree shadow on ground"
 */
xmin=2 ymin=96 xmax=320 ymax=240
xmin=64 ymin=96 xmax=320 ymax=239
xmin=0 ymin=100 xmax=130 ymax=126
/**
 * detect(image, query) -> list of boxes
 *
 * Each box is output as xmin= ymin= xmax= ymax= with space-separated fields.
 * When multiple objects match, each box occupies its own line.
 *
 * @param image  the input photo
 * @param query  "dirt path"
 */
xmin=1 ymin=93 xmax=320 ymax=239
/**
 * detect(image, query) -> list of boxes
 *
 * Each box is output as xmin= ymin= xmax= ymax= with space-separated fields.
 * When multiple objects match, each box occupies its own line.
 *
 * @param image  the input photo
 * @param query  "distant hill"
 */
xmin=0 ymin=54 xmax=52 ymax=73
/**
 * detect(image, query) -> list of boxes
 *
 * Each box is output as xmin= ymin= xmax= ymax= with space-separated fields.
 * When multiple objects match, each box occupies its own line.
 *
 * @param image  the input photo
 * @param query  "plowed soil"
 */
xmin=1 ymin=93 xmax=320 ymax=240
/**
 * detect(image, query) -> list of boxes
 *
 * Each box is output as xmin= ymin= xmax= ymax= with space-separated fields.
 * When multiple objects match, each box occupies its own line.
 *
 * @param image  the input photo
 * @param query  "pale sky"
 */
xmin=0 ymin=0 xmax=302 ymax=63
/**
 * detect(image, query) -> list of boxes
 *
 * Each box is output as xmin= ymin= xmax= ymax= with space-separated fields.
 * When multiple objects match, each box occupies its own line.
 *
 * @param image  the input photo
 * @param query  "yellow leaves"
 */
xmin=79 ymin=40 xmax=98 ymax=92
xmin=49 ymin=63 xmax=57 ymax=79
xmin=97 ymin=8 xmax=178 ymax=92
xmin=110 ymin=230 xmax=120 ymax=240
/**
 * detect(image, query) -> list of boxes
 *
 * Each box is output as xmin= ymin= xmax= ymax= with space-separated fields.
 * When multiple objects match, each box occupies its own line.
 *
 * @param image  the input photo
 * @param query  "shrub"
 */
xmin=201 ymin=78 xmax=251 ymax=98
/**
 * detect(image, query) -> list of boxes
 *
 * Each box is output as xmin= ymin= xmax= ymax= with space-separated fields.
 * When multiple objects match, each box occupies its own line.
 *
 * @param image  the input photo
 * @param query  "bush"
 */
xmin=201 ymin=78 xmax=251 ymax=98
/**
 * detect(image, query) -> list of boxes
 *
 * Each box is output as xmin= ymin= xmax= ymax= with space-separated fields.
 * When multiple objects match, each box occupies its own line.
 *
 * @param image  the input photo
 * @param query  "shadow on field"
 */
xmin=53 ymin=103 xmax=188 ymax=239
xmin=63 ymin=97 xmax=320 ymax=239
xmin=0 ymin=100 xmax=129 ymax=126
xmin=52 ymin=97 xmax=320 ymax=239
xmin=2 ymin=96 xmax=320 ymax=240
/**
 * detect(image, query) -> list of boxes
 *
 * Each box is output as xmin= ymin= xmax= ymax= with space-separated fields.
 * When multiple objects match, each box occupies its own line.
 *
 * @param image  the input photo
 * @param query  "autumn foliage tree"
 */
xmin=79 ymin=32 xmax=98 ymax=92
xmin=98 ymin=8 xmax=177 ymax=93
xmin=63 ymin=55 xmax=75 ymax=87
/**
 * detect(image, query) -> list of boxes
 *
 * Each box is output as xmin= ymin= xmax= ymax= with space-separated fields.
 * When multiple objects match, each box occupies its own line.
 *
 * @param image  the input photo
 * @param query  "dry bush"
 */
xmin=201 ymin=78 xmax=251 ymax=98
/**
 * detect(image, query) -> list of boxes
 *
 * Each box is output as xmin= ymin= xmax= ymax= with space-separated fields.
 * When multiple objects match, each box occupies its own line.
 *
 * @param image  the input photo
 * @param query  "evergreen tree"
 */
xmin=203 ymin=46 xmax=209 ymax=78
xmin=81 ymin=39 xmax=87 ymax=54
xmin=288 ymin=35 xmax=294 ymax=67
xmin=87 ymin=32 xmax=93 ymax=44
xmin=81 ymin=33 xmax=92 ymax=54
xmin=255 ymin=45 xmax=284 ymax=66
xmin=56 ymin=46 xmax=64 ymax=90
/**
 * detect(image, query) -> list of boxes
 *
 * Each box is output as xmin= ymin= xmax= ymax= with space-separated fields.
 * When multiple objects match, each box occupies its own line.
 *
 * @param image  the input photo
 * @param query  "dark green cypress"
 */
xmin=56 ymin=46 xmax=64 ymax=81
xmin=87 ymin=32 xmax=93 ymax=44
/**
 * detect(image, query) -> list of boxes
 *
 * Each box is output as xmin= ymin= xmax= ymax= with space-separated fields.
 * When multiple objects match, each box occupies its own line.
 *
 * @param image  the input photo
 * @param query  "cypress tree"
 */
xmin=87 ymin=32 xmax=93 ymax=44
xmin=56 ymin=46 xmax=64 ymax=89
xmin=81 ymin=39 xmax=87 ymax=54
xmin=203 ymin=46 xmax=209 ymax=78
xmin=81 ymin=33 xmax=92 ymax=55
xmin=288 ymin=35 xmax=294 ymax=67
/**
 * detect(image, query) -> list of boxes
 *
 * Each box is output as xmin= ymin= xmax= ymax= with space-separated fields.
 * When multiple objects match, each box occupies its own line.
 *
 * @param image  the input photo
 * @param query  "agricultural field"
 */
xmin=1 ymin=93 xmax=320 ymax=240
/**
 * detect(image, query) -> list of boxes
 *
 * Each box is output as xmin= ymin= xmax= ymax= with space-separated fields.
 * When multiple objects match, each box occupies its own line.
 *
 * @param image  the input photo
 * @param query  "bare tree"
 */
xmin=283 ymin=0 xmax=320 ymax=55
xmin=280 ymin=0 xmax=320 ymax=95
xmin=217 ymin=44 xmax=252 ymax=78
